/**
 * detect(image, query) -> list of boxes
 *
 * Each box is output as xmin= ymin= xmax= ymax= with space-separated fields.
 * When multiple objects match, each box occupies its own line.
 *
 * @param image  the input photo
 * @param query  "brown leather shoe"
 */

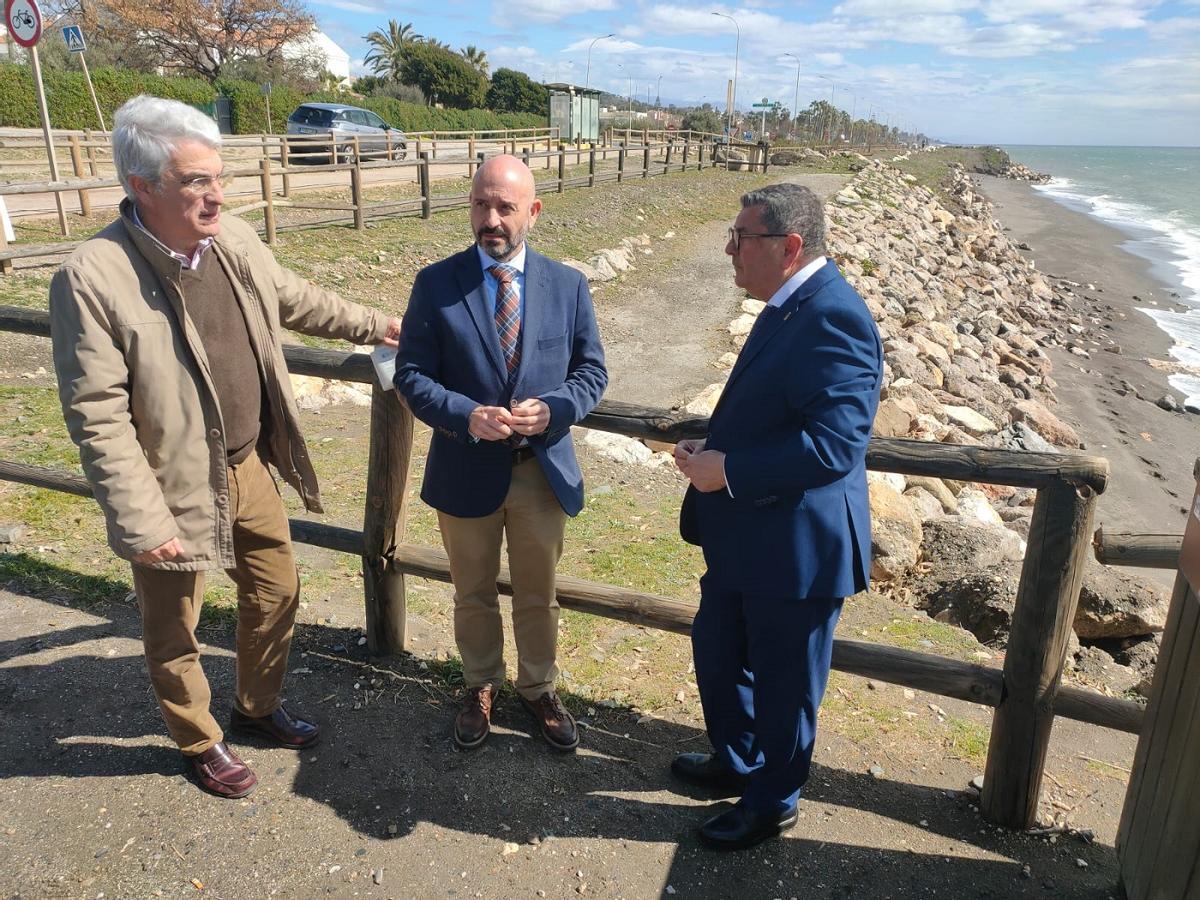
xmin=454 ymin=685 xmax=496 ymax=749
xmin=230 ymin=703 xmax=320 ymax=749
xmin=187 ymin=741 xmax=258 ymax=799
xmin=519 ymin=691 xmax=579 ymax=751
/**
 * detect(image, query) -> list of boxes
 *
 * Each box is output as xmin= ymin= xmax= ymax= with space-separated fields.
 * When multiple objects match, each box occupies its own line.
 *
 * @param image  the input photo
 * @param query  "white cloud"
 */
xmin=499 ymin=0 xmax=619 ymax=25
xmin=311 ymin=0 xmax=382 ymax=12
xmin=943 ymin=21 xmax=1072 ymax=56
xmin=834 ymin=0 xmax=978 ymax=14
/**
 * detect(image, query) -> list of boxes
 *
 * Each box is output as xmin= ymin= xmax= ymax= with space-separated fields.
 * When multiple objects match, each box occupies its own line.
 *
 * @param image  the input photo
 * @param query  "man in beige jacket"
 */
xmin=49 ymin=95 xmax=400 ymax=799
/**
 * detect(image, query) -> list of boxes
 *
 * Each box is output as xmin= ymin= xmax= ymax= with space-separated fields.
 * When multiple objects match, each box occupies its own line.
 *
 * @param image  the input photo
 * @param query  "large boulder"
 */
xmin=1010 ymin=399 xmax=1081 ymax=449
xmin=1074 ymin=562 xmax=1169 ymax=640
xmin=919 ymin=517 xmax=1025 ymax=573
xmin=869 ymin=481 xmax=923 ymax=581
xmin=873 ymin=398 xmax=914 ymax=438
xmin=923 ymin=567 xmax=1019 ymax=645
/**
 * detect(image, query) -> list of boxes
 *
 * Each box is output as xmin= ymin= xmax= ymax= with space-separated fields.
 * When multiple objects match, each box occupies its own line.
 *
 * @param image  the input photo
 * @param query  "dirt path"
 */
xmin=597 ymin=173 xmax=852 ymax=410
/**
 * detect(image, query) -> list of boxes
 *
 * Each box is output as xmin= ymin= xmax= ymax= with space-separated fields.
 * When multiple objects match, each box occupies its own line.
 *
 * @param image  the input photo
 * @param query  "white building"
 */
xmin=283 ymin=29 xmax=350 ymax=85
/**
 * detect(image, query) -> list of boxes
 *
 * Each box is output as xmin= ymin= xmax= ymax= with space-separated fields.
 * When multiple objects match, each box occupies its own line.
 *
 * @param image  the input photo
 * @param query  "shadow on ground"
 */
xmin=0 ymin=553 xmax=1120 ymax=898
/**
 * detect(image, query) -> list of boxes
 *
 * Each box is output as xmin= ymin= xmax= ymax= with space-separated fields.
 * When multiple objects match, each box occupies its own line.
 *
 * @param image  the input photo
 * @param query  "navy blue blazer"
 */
xmin=680 ymin=259 xmax=883 ymax=598
xmin=394 ymin=245 xmax=607 ymax=518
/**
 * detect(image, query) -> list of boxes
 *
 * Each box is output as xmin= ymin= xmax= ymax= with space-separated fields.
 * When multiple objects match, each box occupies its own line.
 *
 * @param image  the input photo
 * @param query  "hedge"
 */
xmin=1 ymin=63 xmax=547 ymax=135
xmin=0 ymin=63 xmax=213 ymax=130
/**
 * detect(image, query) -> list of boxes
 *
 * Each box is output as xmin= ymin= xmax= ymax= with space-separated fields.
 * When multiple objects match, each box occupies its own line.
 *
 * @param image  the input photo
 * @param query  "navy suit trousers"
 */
xmin=692 ymin=574 xmax=842 ymax=815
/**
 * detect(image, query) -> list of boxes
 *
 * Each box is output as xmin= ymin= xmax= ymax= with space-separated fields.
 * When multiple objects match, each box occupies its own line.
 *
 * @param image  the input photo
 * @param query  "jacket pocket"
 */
xmin=537 ymin=333 xmax=568 ymax=350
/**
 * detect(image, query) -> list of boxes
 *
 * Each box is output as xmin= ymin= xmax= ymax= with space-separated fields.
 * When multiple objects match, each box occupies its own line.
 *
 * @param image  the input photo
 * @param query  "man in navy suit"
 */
xmin=395 ymin=155 xmax=607 ymax=752
xmin=672 ymin=183 xmax=882 ymax=849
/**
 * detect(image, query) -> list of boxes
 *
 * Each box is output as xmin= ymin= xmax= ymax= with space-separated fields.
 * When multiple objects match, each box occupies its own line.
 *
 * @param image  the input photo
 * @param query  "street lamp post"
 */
xmin=846 ymin=89 xmax=857 ymax=146
xmin=784 ymin=53 xmax=801 ymax=141
xmin=656 ymin=73 xmax=663 ymax=108
xmin=584 ymin=33 xmax=614 ymax=90
xmin=712 ymin=12 xmax=739 ymax=137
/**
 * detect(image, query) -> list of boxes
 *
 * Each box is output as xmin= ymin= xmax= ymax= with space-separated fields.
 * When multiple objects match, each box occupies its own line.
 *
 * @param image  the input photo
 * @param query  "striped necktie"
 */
xmin=489 ymin=263 xmax=521 ymax=382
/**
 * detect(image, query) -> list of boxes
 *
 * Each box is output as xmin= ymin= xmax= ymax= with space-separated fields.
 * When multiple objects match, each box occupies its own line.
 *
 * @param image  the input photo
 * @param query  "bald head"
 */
xmin=470 ymin=154 xmax=542 ymax=261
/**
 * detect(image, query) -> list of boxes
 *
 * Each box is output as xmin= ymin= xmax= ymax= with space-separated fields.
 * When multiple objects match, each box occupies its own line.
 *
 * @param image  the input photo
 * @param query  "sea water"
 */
xmin=1004 ymin=145 xmax=1200 ymax=404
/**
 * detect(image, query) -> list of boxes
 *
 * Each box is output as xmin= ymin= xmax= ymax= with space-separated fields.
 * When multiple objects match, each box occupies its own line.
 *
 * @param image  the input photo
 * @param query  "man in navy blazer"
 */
xmin=395 ymin=155 xmax=607 ymax=752
xmin=673 ymin=183 xmax=882 ymax=849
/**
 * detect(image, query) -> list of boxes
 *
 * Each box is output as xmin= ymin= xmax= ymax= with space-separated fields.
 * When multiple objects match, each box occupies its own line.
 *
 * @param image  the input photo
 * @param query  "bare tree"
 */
xmin=86 ymin=0 xmax=316 ymax=83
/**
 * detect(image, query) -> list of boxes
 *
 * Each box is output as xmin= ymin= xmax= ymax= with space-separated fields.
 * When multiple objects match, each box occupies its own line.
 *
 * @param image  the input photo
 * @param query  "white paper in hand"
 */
xmin=370 ymin=344 xmax=398 ymax=392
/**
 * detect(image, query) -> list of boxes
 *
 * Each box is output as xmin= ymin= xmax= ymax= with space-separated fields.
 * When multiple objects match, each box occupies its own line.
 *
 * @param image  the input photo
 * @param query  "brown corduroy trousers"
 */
xmin=132 ymin=452 xmax=300 ymax=756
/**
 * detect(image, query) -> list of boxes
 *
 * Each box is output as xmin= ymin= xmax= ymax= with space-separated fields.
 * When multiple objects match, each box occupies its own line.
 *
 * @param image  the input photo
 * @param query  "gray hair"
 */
xmin=112 ymin=95 xmax=222 ymax=199
xmin=741 ymin=183 xmax=826 ymax=261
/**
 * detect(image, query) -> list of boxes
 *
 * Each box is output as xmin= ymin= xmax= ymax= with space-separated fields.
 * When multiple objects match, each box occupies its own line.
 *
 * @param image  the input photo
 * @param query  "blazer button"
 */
xmin=216 ymin=493 xmax=228 ymax=506
xmin=209 ymin=428 xmax=221 ymax=439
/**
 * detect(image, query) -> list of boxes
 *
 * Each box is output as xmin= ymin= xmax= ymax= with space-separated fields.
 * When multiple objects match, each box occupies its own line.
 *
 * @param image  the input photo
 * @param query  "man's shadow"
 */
xmin=0 ymin=552 xmax=1120 ymax=897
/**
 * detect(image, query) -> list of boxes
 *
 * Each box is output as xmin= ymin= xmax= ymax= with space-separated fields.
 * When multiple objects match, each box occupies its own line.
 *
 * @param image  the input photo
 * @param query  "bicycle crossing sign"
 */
xmin=61 ymin=24 xmax=86 ymax=52
xmin=4 ymin=0 xmax=44 ymax=48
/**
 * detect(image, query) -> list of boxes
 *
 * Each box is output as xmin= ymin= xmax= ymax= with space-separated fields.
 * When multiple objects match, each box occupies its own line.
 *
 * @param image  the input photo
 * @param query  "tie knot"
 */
xmin=489 ymin=264 xmax=517 ymax=285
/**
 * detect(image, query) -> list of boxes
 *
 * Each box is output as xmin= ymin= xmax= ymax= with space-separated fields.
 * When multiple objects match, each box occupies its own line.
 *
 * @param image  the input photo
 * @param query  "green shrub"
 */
xmin=0 ymin=63 xmax=213 ymax=130
xmin=0 ymin=63 xmax=546 ymax=135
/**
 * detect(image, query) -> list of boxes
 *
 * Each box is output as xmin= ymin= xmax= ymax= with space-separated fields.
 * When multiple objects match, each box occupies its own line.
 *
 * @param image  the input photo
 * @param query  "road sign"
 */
xmin=4 ymin=0 xmax=43 ymax=48
xmin=61 ymin=24 xmax=85 ymax=52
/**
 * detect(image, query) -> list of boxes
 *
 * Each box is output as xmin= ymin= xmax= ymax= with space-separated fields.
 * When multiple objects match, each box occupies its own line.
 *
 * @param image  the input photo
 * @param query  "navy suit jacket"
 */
xmin=394 ymin=245 xmax=607 ymax=518
xmin=680 ymin=259 xmax=883 ymax=598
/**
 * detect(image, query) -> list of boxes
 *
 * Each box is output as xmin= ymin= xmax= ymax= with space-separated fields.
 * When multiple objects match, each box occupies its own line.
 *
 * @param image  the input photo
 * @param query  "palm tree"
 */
xmin=459 ymin=44 xmax=489 ymax=77
xmin=363 ymin=20 xmax=421 ymax=81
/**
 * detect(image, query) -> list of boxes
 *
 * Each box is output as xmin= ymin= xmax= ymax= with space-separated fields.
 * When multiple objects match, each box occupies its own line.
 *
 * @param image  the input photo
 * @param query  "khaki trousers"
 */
xmin=438 ymin=457 xmax=567 ymax=700
xmin=132 ymin=452 xmax=300 ymax=756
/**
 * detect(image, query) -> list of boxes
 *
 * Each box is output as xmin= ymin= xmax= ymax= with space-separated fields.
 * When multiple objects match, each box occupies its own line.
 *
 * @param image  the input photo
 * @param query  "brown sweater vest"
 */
xmin=181 ymin=252 xmax=263 ymax=464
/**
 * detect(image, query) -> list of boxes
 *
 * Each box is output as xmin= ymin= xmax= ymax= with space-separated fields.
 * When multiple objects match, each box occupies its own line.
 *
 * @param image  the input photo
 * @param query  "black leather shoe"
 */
xmin=671 ymin=753 xmax=748 ymax=796
xmin=698 ymin=803 xmax=799 ymax=850
xmin=230 ymin=703 xmax=320 ymax=749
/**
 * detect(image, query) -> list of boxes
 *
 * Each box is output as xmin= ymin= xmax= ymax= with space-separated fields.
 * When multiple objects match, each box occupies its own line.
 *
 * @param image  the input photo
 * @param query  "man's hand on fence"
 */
xmin=509 ymin=399 xmax=550 ymax=436
xmin=469 ymin=405 xmax=515 ymax=441
xmin=132 ymin=536 xmax=184 ymax=565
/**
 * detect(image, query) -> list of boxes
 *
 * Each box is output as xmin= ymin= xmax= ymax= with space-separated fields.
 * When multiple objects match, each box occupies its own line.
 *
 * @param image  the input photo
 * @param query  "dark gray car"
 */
xmin=286 ymin=102 xmax=407 ymax=162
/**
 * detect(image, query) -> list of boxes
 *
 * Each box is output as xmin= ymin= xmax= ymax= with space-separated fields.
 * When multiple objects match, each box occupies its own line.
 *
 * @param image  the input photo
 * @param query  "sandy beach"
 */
xmin=975 ymin=174 xmax=1197 ymax=574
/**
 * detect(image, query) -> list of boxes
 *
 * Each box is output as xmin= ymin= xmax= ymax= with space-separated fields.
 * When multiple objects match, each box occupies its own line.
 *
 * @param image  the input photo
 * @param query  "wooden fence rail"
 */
xmin=0 ymin=305 xmax=1132 ymax=830
xmin=1093 ymin=527 xmax=1182 ymax=569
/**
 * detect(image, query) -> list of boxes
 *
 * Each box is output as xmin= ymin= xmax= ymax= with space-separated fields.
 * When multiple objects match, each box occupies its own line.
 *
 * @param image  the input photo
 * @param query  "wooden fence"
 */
xmin=0 ymin=130 xmax=761 ymax=274
xmin=0 ymin=304 xmax=1140 ymax=830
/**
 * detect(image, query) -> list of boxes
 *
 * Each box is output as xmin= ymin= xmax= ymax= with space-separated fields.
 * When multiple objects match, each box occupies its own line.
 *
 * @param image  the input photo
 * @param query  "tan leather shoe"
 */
xmin=454 ymin=685 xmax=496 ymax=749
xmin=519 ymin=691 xmax=579 ymax=751
xmin=187 ymin=741 xmax=258 ymax=799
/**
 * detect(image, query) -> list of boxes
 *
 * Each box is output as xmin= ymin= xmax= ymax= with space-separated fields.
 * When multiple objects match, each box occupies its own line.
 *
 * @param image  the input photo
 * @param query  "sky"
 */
xmin=308 ymin=0 xmax=1200 ymax=147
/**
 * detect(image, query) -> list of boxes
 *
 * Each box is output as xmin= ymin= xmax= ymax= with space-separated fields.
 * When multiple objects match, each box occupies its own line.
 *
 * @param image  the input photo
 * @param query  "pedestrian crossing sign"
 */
xmin=61 ymin=24 xmax=85 ymax=52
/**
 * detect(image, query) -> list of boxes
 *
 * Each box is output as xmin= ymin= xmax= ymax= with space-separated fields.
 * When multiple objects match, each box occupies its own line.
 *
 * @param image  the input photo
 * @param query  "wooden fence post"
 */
xmin=981 ymin=478 xmax=1098 ymax=828
xmin=698 ymin=141 xmax=705 ymax=170
xmin=362 ymin=383 xmax=414 ymax=655
xmin=762 ymin=142 xmax=771 ymax=174
xmin=84 ymin=131 xmax=98 ymax=179
xmin=664 ymin=138 xmax=673 ymax=174
xmin=351 ymin=138 xmax=365 ymax=231
xmin=642 ymin=141 xmax=651 ymax=178
xmin=617 ymin=142 xmax=626 ymax=183
xmin=260 ymin=156 xmax=277 ymax=244
xmin=588 ymin=146 xmax=596 ymax=187
xmin=468 ymin=134 xmax=477 ymax=176
xmin=419 ymin=151 xmax=432 ymax=219
xmin=557 ymin=144 xmax=566 ymax=193
xmin=682 ymin=138 xmax=690 ymax=170
xmin=69 ymin=135 xmax=90 ymax=218
xmin=521 ymin=148 xmax=531 ymax=168
xmin=280 ymin=137 xmax=291 ymax=198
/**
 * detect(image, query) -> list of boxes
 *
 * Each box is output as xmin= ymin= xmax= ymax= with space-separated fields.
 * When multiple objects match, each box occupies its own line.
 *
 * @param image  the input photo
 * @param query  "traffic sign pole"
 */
xmin=5 ymin=0 xmax=68 ymax=234
xmin=77 ymin=51 xmax=106 ymax=133
xmin=29 ymin=43 xmax=69 ymax=235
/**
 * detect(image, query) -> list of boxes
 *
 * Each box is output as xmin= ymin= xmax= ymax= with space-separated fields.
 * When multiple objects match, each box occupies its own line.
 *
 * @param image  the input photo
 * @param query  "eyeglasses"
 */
xmin=171 ymin=172 xmax=234 ymax=196
xmin=727 ymin=227 xmax=791 ymax=250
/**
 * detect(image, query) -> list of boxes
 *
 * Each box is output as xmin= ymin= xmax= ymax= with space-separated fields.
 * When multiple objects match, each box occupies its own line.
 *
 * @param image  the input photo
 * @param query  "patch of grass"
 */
xmin=944 ymin=715 xmax=989 ymax=764
xmin=866 ymin=615 xmax=984 ymax=661
xmin=861 ymin=257 xmax=878 ymax=276
xmin=0 ymin=550 xmax=129 ymax=604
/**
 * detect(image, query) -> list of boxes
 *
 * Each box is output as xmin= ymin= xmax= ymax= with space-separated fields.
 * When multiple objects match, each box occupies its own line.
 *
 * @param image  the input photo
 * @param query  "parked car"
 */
xmin=286 ymin=103 xmax=407 ymax=163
